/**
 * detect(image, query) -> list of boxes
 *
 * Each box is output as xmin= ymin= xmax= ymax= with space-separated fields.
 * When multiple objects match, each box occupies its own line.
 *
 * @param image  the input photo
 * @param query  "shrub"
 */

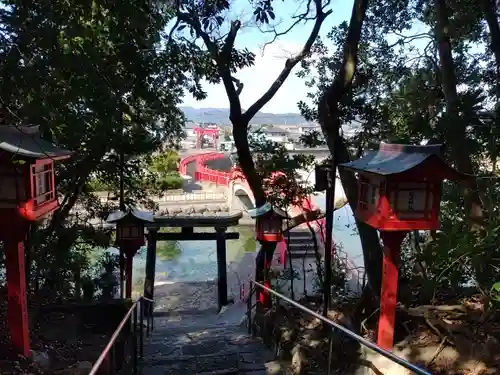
xmin=157 ymin=174 xmax=183 ymax=191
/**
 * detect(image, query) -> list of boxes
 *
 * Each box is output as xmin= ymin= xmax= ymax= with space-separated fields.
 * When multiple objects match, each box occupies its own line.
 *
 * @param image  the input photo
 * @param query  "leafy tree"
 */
xmin=168 ymin=0 xmax=332 ymax=299
xmin=146 ymin=150 xmax=184 ymax=191
xmin=298 ymin=0 xmax=500 ymax=328
xmin=172 ymin=0 xmax=330 ymax=206
xmin=0 ymin=0 xmax=206 ymax=301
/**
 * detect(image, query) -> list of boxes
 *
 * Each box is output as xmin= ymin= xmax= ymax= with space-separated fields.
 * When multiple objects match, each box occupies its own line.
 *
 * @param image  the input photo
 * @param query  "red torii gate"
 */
xmin=194 ymin=127 xmax=219 ymax=149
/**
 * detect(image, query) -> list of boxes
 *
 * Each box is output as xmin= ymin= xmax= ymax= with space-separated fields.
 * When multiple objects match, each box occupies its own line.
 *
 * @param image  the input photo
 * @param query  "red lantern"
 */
xmin=107 ymin=209 xmax=154 ymax=298
xmin=0 ymin=124 xmax=72 ymax=357
xmin=340 ymin=143 xmax=469 ymax=351
xmin=340 ymin=143 xmax=467 ymax=231
xmin=0 ymin=125 xmax=72 ymax=221
xmin=249 ymin=203 xmax=287 ymax=242
xmin=116 ymin=218 xmax=145 ymax=248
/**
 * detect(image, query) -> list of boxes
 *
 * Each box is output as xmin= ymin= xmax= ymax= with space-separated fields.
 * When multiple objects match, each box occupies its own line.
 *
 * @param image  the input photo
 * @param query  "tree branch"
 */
xmin=217 ymin=20 xmax=244 ymax=122
xmin=179 ymin=14 xmax=244 ymax=120
xmin=243 ymin=1 xmax=331 ymax=122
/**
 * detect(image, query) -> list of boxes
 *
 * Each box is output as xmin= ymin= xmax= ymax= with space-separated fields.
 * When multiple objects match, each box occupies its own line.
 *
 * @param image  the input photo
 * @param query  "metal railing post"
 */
xmin=109 ymin=346 xmax=116 ymax=374
xmin=327 ymin=328 xmax=333 ymax=375
xmin=247 ymin=282 xmax=252 ymax=335
xmin=274 ymin=292 xmax=280 ymax=358
xmin=250 ymin=281 xmax=432 ymax=375
xmin=146 ymin=299 xmax=150 ymax=336
xmin=133 ymin=303 xmax=138 ymax=374
xmin=139 ymin=300 xmax=144 ymax=359
xmin=151 ymin=300 xmax=154 ymax=332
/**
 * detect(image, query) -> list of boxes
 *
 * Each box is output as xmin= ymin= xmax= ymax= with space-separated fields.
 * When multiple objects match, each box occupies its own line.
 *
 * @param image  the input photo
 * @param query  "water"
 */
xmin=119 ymin=226 xmax=259 ymax=291
xmin=105 ymin=194 xmax=362 ymax=292
xmin=310 ymin=194 xmax=364 ymax=266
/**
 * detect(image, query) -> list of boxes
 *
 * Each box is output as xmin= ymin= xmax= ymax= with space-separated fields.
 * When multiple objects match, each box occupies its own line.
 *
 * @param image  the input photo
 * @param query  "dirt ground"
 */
xmin=253 ymin=294 xmax=500 ymax=375
xmin=0 ymin=288 xmax=116 ymax=375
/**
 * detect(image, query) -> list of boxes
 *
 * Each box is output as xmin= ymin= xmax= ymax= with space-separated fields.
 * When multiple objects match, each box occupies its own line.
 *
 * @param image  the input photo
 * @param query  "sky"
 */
xmin=181 ymin=0 xmax=356 ymax=114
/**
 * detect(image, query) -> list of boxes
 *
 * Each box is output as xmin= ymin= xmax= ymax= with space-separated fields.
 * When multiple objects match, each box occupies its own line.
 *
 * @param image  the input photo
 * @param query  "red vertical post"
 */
xmin=259 ymin=256 xmax=272 ymax=308
xmin=4 ymin=235 xmax=30 ymax=357
xmin=377 ymin=231 xmax=407 ymax=351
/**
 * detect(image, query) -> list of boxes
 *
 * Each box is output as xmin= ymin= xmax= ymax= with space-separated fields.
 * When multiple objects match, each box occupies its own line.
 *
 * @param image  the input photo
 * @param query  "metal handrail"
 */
xmin=247 ymin=280 xmax=432 ymax=375
xmin=89 ymin=296 xmax=155 ymax=375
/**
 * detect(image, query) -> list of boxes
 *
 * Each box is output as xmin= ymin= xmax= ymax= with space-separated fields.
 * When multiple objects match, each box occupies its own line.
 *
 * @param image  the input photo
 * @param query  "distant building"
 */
xmin=219 ymin=141 xmax=235 ymax=152
xmin=263 ymin=127 xmax=289 ymax=143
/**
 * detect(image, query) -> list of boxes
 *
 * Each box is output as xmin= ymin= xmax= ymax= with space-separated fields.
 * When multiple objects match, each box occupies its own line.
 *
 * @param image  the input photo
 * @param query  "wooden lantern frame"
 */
xmin=0 ymin=124 xmax=72 ymax=357
xmin=249 ymin=203 xmax=287 ymax=243
xmin=107 ymin=208 xmax=154 ymax=298
xmin=340 ymin=143 xmax=466 ymax=232
xmin=339 ymin=143 xmax=469 ymax=351
xmin=116 ymin=218 xmax=146 ymax=249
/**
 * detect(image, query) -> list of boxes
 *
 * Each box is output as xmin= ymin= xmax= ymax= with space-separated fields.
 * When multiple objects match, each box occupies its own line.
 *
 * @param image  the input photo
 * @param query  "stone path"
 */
xmin=153 ymin=281 xmax=219 ymax=313
xmin=142 ymin=282 xmax=285 ymax=375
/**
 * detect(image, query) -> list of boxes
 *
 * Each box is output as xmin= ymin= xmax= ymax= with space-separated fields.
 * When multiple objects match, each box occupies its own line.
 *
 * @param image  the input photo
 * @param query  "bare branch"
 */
xmin=387 ymin=32 xmax=432 ymax=49
xmin=260 ymin=0 xmax=315 ymax=52
xmin=243 ymin=0 xmax=331 ymax=122
xmin=178 ymin=14 xmax=243 ymax=118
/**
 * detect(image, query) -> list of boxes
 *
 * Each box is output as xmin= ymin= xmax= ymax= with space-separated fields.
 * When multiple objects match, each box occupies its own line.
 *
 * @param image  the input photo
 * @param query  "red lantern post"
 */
xmin=339 ymin=143 xmax=469 ymax=351
xmin=0 ymin=124 xmax=72 ymax=357
xmin=249 ymin=203 xmax=287 ymax=307
xmin=107 ymin=209 xmax=153 ymax=298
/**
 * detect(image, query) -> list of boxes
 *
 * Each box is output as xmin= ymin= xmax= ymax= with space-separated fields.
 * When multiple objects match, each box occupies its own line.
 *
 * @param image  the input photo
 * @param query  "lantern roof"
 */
xmin=0 ymin=125 xmax=72 ymax=160
xmin=106 ymin=208 xmax=154 ymax=224
xmin=248 ymin=202 xmax=287 ymax=219
xmin=339 ymin=143 xmax=467 ymax=180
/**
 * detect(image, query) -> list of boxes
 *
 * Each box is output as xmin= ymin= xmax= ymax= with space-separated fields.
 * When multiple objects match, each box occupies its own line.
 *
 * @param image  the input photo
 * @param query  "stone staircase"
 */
xmin=141 ymin=304 xmax=284 ymax=375
xmin=285 ymin=229 xmax=318 ymax=260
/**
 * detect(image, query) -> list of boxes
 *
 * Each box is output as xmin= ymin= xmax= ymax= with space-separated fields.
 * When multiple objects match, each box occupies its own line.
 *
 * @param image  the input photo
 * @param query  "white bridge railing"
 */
xmin=91 ymin=191 xmax=227 ymax=204
xmin=156 ymin=191 xmax=226 ymax=202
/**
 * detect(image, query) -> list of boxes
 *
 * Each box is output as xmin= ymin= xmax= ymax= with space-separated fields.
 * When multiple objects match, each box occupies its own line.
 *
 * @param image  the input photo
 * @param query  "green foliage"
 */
xmin=149 ymin=150 xmax=181 ymax=175
xmin=491 ymin=282 xmax=500 ymax=303
xmin=146 ymin=150 xmax=185 ymax=192
xmin=157 ymin=241 xmax=181 ymax=261
xmin=295 ymin=0 xmax=500 ymax=305
xmin=241 ymin=129 xmax=315 ymax=210
xmin=156 ymin=174 xmax=184 ymax=191
xmin=0 ymin=0 xmax=215 ymax=300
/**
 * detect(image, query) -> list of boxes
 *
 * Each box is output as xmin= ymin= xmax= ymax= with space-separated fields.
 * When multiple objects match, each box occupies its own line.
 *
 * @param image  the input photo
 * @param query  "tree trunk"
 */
xmin=318 ymin=0 xmax=382 ymax=304
xmin=435 ymin=0 xmax=484 ymax=223
xmin=481 ymin=0 xmax=500 ymax=181
xmin=336 ymin=136 xmax=383 ymax=301
xmin=232 ymin=119 xmax=266 ymax=207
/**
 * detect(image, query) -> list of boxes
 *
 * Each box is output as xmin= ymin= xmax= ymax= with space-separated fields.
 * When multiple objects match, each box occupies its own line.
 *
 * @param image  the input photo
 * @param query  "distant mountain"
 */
xmin=180 ymin=106 xmax=312 ymax=126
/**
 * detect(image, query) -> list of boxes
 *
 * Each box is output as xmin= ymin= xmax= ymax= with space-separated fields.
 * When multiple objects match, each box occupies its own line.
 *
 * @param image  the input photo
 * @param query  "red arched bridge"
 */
xmin=178 ymin=150 xmax=365 ymax=304
xmin=178 ymin=149 xmax=330 ymax=211
xmin=179 ymin=151 xmax=252 ymax=210
xmin=178 ymin=150 xmax=332 ymax=261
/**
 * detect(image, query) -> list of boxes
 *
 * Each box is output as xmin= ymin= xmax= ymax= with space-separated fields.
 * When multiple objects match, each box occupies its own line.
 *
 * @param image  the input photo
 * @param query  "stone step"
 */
xmin=287 ymin=241 xmax=316 ymax=249
xmin=286 ymin=231 xmax=313 ymax=239
xmin=141 ymin=297 xmax=284 ymax=375
xmin=289 ymin=251 xmax=316 ymax=259
xmin=286 ymin=237 xmax=316 ymax=244
xmin=142 ymin=325 xmax=279 ymax=375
